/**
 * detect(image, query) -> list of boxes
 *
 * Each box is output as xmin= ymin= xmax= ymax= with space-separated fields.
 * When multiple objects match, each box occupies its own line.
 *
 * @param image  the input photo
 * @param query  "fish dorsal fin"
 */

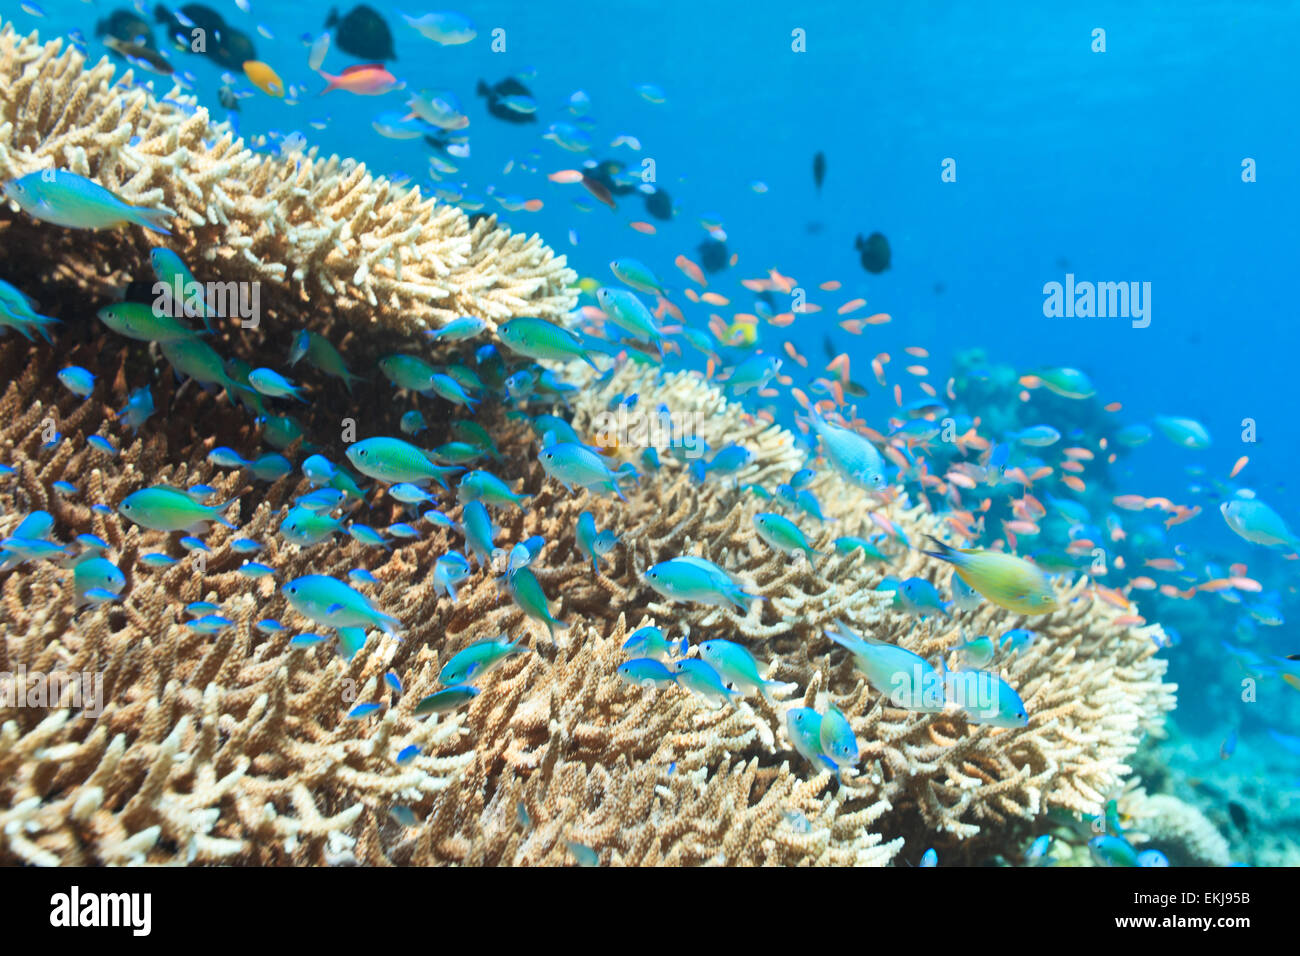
xmin=342 ymin=63 xmax=385 ymax=75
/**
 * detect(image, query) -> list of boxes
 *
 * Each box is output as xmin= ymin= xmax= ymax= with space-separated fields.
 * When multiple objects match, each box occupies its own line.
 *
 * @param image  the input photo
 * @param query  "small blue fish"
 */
xmin=1220 ymin=730 xmax=1237 ymax=760
xmin=208 ymin=447 xmax=250 ymax=468
xmin=290 ymin=633 xmax=330 ymax=647
xmin=622 ymin=626 xmax=687 ymax=660
xmin=395 ymin=744 xmax=420 ymax=765
xmin=87 ymin=435 xmax=117 ymax=456
xmin=348 ymin=568 xmax=379 ymax=585
xmin=346 ymin=702 xmax=384 ymax=719
xmin=897 ymin=577 xmax=950 ymax=619
xmin=617 ymin=657 xmax=678 ymax=688
xmin=818 ymin=705 xmax=859 ymax=770
xmin=384 ymin=671 xmax=403 ymax=693
xmin=412 ymin=684 xmax=480 ymax=715
xmin=1000 ymin=628 xmax=1038 ymax=655
xmin=250 ymin=453 xmax=293 ymax=482
xmin=576 ymin=510 xmax=618 ymax=571
xmin=644 ymin=556 xmax=758 ymax=612
xmin=348 ymin=523 xmax=391 ymax=550
xmin=75 ymin=533 xmax=110 ymax=552
xmin=139 ymin=552 xmax=179 ymax=568
xmin=389 ymin=482 xmax=435 ymax=507
xmin=432 ymin=551 xmax=472 ymax=601
xmin=178 ymin=536 xmax=209 ymax=552
xmin=296 ymin=488 xmax=346 ymax=513
xmin=188 ymin=614 xmax=234 ymax=633
xmin=255 ymin=619 xmax=288 ymax=634
xmin=302 ymin=454 xmax=337 ymax=486
xmin=672 ymin=658 xmax=740 ymax=706
xmin=565 ymin=841 xmax=599 ymax=867
xmin=238 ymin=561 xmax=275 ymax=578
xmin=399 ymin=410 xmax=427 ymax=435
xmin=57 ymin=366 xmax=95 ymax=397
xmin=919 ymin=848 xmax=938 ymax=867
xmin=789 ymin=468 xmax=817 ymax=490
xmin=229 ymin=538 xmax=263 ymax=554
xmin=1008 ymin=425 xmax=1061 ymax=447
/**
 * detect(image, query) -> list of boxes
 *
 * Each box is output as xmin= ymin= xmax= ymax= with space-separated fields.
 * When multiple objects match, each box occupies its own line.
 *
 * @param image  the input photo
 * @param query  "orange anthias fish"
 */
xmin=319 ymin=63 xmax=402 ymax=96
xmin=244 ymin=60 xmax=285 ymax=97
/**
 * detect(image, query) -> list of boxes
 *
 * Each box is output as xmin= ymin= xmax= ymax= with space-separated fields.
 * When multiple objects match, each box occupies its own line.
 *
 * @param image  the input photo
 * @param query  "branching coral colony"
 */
xmin=0 ymin=25 xmax=1174 ymax=866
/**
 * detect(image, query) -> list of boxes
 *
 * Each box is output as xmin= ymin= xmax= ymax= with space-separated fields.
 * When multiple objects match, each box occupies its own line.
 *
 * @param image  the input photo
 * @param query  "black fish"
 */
xmin=855 ymin=232 xmax=891 ymax=274
xmin=97 ymin=9 xmax=156 ymax=47
xmin=325 ymin=5 xmax=396 ymax=61
xmin=1227 ymin=801 xmax=1249 ymax=833
xmin=813 ymin=151 xmax=826 ymax=192
xmin=155 ymin=4 xmax=257 ymax=71
xmin=476 ymin=77 xmax=537 ymax=124
xmin=644 ymin=188 xmax=673 ymax=221
xmin=697 ymin=238 xmax=729 ymax=274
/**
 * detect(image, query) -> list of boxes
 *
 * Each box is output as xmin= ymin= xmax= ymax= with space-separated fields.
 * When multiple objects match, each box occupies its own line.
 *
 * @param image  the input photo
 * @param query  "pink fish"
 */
xmin=318 ymin=64 xmax=401 ymax=96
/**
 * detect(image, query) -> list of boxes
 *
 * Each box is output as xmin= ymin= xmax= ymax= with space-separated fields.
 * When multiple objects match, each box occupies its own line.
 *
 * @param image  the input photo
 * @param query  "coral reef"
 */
xmin=0 ymin=24 xmax=1177 ymax=866
xmin=0 ymin=24 xmax=576 ymax=334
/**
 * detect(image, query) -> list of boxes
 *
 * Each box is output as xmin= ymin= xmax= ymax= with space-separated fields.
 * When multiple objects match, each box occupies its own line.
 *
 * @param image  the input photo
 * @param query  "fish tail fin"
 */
xmin=324 ymin=7 xmax=339 ymax=28
xmin=677 ymin=637 xmax=689 ymax=656
xmin=130 ymin=205 xmax=173 ymax=235
xmin=317 ymin=72 xmax=338 ymax=95
xmin=922 ymin=534 xmax=961 ymax=565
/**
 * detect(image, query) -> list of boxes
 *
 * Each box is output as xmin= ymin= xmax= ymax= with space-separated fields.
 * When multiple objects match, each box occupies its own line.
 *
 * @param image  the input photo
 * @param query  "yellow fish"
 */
xmin=243 ymin=60 xmax=285 ymax=98
xmin=923 ymin=535 xmax=1058 ymax=615
xmin=725 ymin=319 xmax=758 ymax=347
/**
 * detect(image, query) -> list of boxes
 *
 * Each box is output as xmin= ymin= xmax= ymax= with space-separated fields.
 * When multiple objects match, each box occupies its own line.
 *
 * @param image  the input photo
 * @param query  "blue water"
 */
xmin=19 ymin=0 xmax=1300 ymax=855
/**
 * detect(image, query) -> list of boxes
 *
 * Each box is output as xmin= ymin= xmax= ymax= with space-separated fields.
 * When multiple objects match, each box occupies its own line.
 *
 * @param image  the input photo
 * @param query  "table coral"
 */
xmin=0 ymin=23 xmax=1176 ymax=866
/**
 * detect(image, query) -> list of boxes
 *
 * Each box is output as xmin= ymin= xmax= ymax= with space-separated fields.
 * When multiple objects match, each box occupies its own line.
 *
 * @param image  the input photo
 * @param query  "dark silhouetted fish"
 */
xmin=855 ymin=232 xmax=891 ymax=274
xmin=813 ymin=151 xmax=826 ymax=192
xmin=644 ymin=188 xmax=673 ymax=221
xmin=476 ymin=77 xmax=537 ymax=124
xmin=155 ymin=4 xmax=257 ymax=71
xmin=697 ymin=237 xmax=729 ymax=274
xmin=325 ymin=5 xmax=396 ymax=61
xmin=97 ymin=8 xmax=156 ymax=47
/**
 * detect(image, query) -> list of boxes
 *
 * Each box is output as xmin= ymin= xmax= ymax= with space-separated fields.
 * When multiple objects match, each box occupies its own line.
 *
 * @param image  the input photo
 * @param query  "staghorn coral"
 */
xmin=0 ymin=24 xmax=1176 ymax=866
xmin=0 ymin=24 xmax=576 ymax=334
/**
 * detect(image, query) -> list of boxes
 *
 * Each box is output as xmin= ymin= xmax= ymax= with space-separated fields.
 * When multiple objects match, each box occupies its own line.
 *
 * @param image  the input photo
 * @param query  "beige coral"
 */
xmin=1123 ymin=790 xmax=1232 ymax=867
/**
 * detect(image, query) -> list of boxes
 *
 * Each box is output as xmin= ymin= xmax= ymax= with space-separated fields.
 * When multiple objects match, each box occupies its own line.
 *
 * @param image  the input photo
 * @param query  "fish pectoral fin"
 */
xmin=325 ymin=603 xmax=346 ymax=616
